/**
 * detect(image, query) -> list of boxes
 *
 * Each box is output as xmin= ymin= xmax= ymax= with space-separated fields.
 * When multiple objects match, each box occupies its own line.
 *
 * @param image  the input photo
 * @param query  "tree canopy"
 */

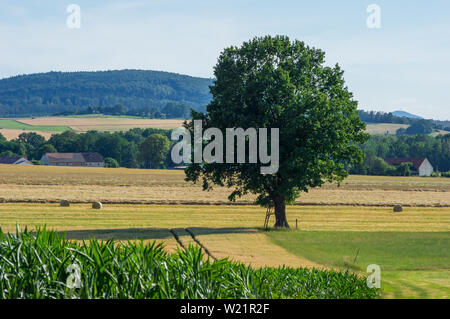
xmin=185 ymin=35 xmax=368 ymax=228
xmin=139 ymin=134 xmax=171 ymax=169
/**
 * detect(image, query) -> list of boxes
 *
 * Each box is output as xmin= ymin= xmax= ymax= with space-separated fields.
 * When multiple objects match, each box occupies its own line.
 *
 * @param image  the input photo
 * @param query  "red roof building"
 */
xmin=384 ymin=157 xmax=433 ymax=176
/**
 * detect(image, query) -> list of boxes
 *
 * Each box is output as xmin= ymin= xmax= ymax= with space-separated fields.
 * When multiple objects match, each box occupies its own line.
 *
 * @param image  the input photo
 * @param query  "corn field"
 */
xmin=0 ymin=227 xmax=379 ymax=299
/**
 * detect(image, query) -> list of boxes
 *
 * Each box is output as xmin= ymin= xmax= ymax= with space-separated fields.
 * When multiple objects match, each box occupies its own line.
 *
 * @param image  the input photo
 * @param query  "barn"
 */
xmin=41 ymin=152 xmax=105 ymax=167
xmin=385 ymin=157 xmax=434 ymax=176
xmin=0 ymin=156 xmax=33 ymax=165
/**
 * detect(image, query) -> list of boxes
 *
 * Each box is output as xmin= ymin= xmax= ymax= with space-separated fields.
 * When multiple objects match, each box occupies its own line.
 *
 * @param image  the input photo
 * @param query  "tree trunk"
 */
xmin=273 ymin=196 xmax=289 ymax=228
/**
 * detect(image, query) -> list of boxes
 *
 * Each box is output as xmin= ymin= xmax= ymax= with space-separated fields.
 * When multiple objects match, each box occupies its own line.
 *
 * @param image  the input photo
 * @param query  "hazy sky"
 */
xmin=1 ymin=0 xmax=449 ymax=119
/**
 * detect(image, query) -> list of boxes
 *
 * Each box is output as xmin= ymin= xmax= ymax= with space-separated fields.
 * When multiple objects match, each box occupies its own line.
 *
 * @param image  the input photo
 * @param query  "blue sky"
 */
xmin=1 ymin=0 xmax=449 ymax=119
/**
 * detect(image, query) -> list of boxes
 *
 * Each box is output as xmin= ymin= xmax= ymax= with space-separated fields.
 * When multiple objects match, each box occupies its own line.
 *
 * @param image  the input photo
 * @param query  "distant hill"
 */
xmin=0 ymin=70 xmax=213 ymax=117
xmin=392 ymin=111 xmax=423 ymax=119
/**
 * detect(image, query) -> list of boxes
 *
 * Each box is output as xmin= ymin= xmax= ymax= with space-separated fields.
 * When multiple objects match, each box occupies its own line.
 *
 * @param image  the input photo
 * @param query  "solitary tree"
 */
xmin=185 ymin=35 xmax=368 ymax=228
xmin=139 ymin=134 xmax=171 ymax=168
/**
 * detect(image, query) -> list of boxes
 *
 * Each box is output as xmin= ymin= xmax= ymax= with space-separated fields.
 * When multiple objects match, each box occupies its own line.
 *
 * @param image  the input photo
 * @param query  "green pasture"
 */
xmin=0 ymin=119 xmax=70 ymax=132
xmin=266 ymin=230 xmax=450 ymax=298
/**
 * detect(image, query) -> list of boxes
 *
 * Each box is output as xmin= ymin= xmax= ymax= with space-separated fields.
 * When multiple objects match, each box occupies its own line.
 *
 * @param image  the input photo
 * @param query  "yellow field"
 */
xmin=1 ymin=165 xmax=449 ymax=206
xmin=431 ymin=130 xmax=450 ymax=136
xmin=1 ymin=203 xmax=448 ymax=267
xmin=365 ymin=123 xmax=409 ymax=135
xmin=0 ymin=129 xmax=54 ymax=140
xmin=0 ymin=117 xmax=184 ymax=140
xmin=365 ymin=123 xmax=449 ymax=137
xmin=17 ymin=117 xmax=184 ymax=132
xmin=0 ymin=203 xmax=327 ymax=268
xmin=3 ymin=203 xmax=448 ymax=232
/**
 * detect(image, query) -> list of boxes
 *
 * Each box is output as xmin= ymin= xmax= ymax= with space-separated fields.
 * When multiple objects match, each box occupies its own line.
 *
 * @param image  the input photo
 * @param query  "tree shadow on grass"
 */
xmin=61 ymin=227 xmax=257 ymax=241
xmin=186 ymin=227 xmax=258 ymax=236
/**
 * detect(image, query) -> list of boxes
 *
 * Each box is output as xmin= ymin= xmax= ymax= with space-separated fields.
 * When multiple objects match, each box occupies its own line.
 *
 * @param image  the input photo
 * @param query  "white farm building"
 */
xmin=385 ymin=157 xmax=434 ymax=176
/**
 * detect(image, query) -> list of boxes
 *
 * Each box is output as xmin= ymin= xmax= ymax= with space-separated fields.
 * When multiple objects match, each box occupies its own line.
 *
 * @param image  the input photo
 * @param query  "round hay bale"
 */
xmin=393 ymin=205 xmax=403 ymax=213
xmin=60 ymin=199 xmax=70 ymax=207
xmin=92 ymin=202 xmax=102 ymax=209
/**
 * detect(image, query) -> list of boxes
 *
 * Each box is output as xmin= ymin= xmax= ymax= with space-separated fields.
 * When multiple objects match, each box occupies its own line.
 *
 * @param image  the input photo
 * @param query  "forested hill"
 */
xmin=0 ymin=70 xmax=213 ymax=117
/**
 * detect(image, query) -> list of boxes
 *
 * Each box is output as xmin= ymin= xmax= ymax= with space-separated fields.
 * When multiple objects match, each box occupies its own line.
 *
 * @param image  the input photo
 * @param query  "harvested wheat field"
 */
xmin=0 ymin=165 xmax=449 ymax=206
xmin=1 ymin=203 xmax=448 ymax=233
xmin=1 ymin=203 xmax=447 ymax=267
xmin=365 ymin=123 xmax=409 ymax=135
xmin=0 ymin=129 xmax=54 ymax=140
xmin=0 ymin=117 xmax=185 ymax=140
xmin=16 ymin=117 xmax=184 ymax=132
xmin=0 ymin=203 xmax=325 ymax=269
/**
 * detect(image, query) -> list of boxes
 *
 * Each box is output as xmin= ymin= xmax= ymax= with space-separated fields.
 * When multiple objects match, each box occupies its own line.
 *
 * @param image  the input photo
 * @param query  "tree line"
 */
xmin=0 ymin=129 xmax=175 ymax=169
xmin=350 ymin=134 xmax=450 ymax=175
xmin=0 ymin=129 xmax=449 ymax=176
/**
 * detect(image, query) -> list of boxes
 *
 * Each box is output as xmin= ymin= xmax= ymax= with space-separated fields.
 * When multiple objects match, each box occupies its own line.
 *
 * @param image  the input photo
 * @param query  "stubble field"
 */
xmin=1 ymin=165 xmax=449 ymax=206
xmin=18 ymin=116 xmax=183 ymax=133
xmin=0 ymin=116 xmax=184 ymax=140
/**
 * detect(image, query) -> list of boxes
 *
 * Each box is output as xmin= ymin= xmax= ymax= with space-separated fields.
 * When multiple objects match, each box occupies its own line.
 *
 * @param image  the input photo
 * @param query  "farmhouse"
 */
xmin=0 ymin=156 xmax=33 ymax=165
xmin=385 ymin=157 xmax=434 ymax=176
xmin=41 ymin=152 xmax=104 ymax=167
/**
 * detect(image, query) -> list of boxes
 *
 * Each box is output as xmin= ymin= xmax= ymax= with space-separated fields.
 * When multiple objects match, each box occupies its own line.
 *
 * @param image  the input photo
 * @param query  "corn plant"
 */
xmin=0 ymin=226 xmax=379 ymax=299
